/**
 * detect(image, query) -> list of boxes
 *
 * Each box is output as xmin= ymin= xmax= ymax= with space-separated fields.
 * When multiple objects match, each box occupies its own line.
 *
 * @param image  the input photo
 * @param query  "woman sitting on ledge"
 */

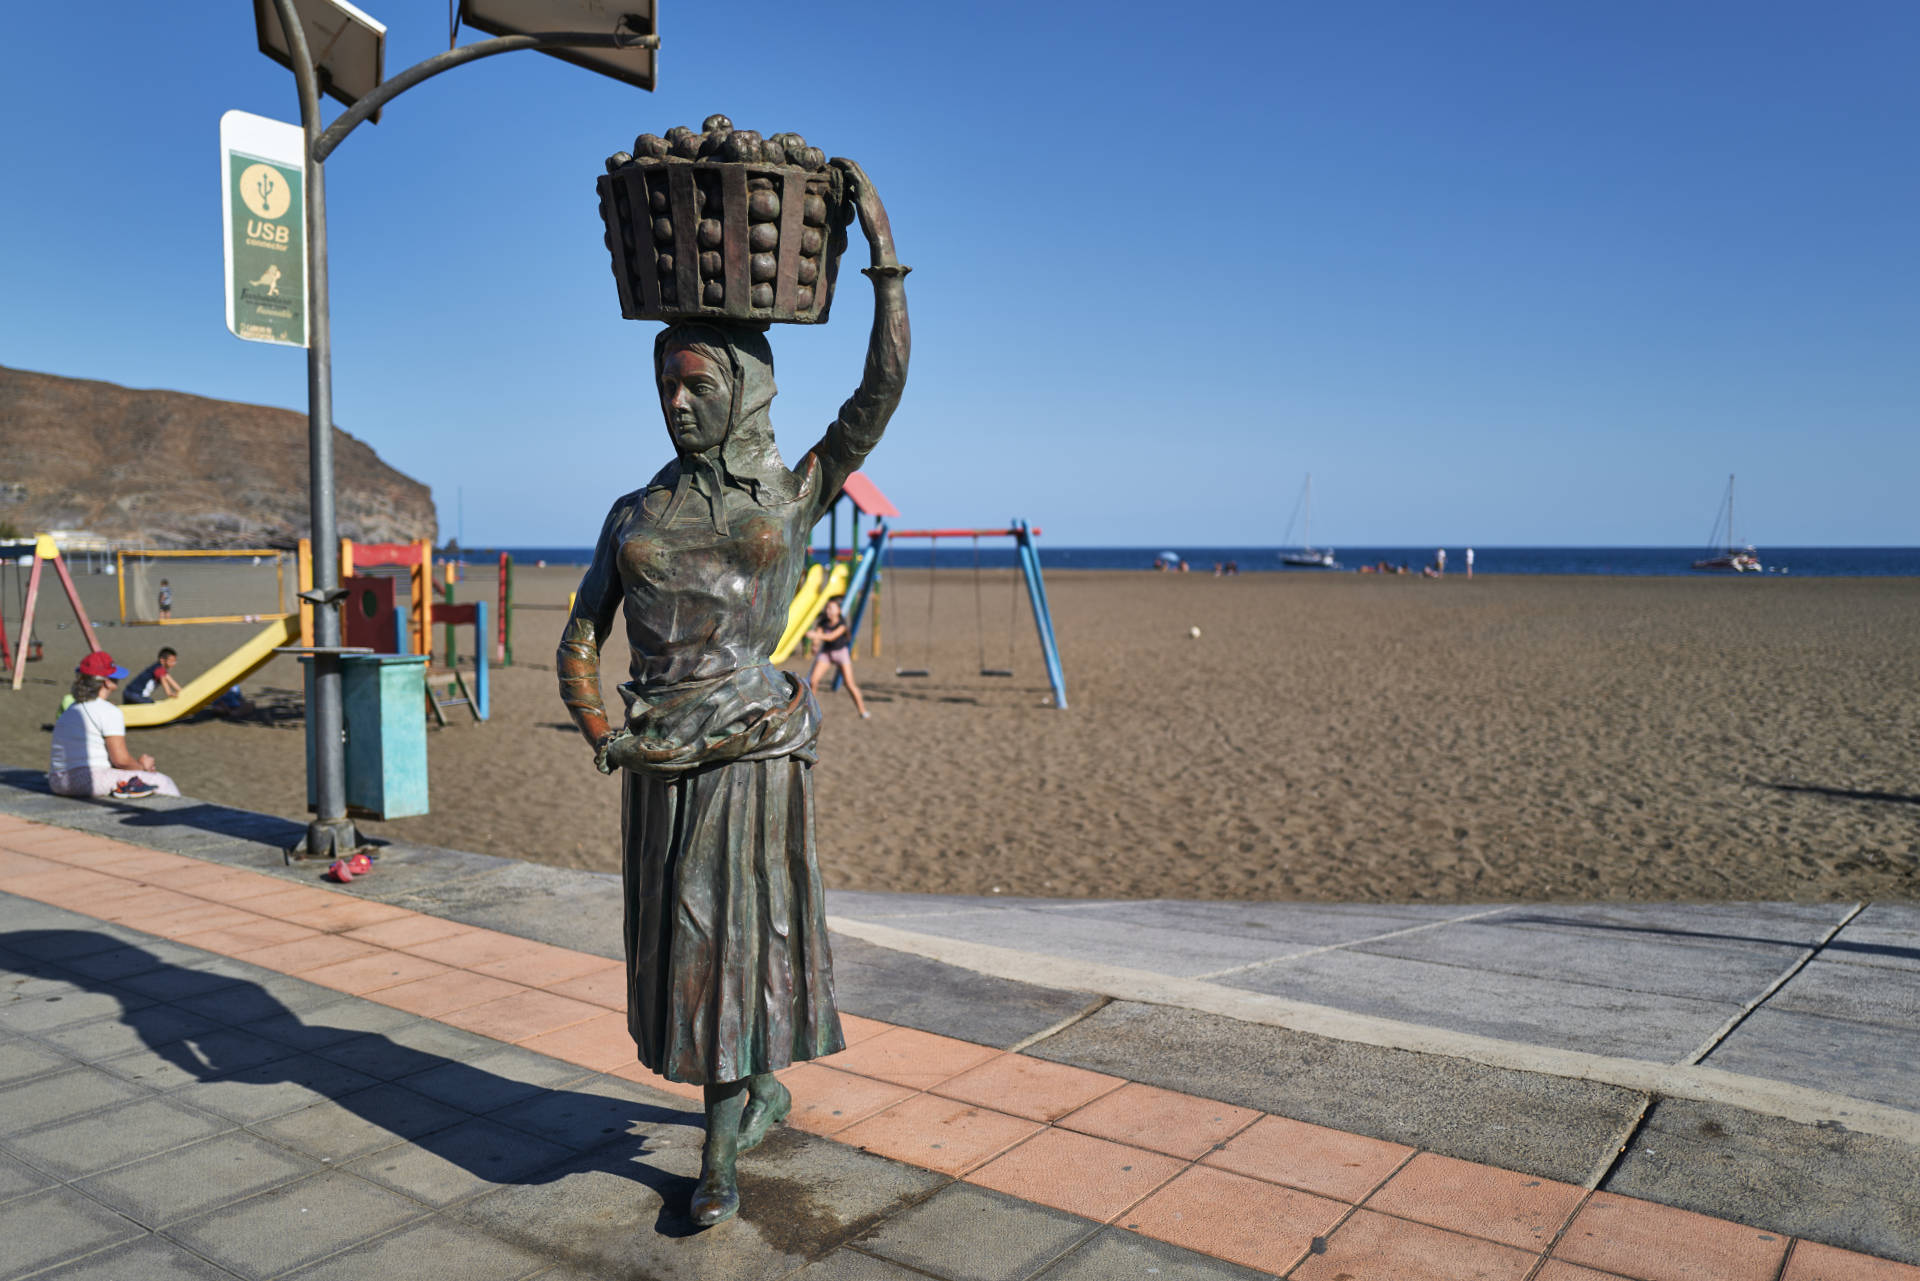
xmin=49 ymin=651 xmax=181 ymax=801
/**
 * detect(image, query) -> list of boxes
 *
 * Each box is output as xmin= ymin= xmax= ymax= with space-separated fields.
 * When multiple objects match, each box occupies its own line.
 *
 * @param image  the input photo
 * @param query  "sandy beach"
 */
xmin=4 ymin=562 xmax=1916 ymax=902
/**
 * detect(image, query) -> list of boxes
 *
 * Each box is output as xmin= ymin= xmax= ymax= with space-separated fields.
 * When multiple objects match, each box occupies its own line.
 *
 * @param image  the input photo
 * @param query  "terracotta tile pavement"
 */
xmin=1057 ymin=1080 xmax=1262 ymax=1160
xmin=369 ymin=969 xmax=529 ymax=1017
xmin=437 ymin=988 xmax=605 ymax=1042
xmin=518 ymin=1012 xmax=635 ymax=1073
xmin=1293 ymin=1208 xmax=1538 ymax=1281
xmin=1557 ymin=1192 xmax=1792 ymax=1281
xmin=1366 ymin=1151 xmax=1587 ymax=1252
xmin=777 ymin=1062 xmax=916 ymax=1136
xmin=822 ymin=1024 xmax=1001 ymax=1090
xmin=1203 ymin=1111 xmax=1413 ymax=1202
xmin=837 ymin=1092 xmax=1043 ymax=1177
xmin=967 ymin=1127 xmax=1184 ymax=1223
xmin=1126 ymin=1164 xmax=1346 ymax=1276
xmin=0 ymin=814 xmax=1913 ymax=1281
xmin=932 ymin=1050 xmax=1124 ymax=1122
xmin=1783 ymin=1241 xmax=1920 ymax=1280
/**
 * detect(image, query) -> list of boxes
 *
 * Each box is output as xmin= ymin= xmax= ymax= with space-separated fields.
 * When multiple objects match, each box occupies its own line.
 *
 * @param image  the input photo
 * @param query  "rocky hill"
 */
xmin=0 ymin=364 xmax=435 ymax=549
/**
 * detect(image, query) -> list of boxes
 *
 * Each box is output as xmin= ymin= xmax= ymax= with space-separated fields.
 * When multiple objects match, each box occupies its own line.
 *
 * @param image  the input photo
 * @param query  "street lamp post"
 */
xmin=256 ymin=1 xmax=658 ymax=859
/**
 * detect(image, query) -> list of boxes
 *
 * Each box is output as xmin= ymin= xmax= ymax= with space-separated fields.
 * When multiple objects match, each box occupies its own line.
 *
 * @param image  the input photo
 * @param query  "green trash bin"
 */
xmin=302 ymin=654 xmax=430 ymax=820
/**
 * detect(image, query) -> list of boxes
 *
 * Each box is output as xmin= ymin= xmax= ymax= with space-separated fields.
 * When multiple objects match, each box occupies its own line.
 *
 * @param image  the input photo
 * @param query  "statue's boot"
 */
xmin=692 ymin=1082 xmax=746 ymax=1227
xmin=739 ymin=1073 xmax=791 ymax=1152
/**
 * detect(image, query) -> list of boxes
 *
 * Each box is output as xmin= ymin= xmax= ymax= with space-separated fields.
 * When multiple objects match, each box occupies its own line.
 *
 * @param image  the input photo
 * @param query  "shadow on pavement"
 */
xmin=1 ymin=927 xmax=705 ymax=1238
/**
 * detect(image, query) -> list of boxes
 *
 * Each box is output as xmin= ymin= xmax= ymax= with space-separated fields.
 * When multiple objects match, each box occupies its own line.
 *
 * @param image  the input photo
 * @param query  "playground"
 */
xmin=3 ymin=541 xmax=1917 ymax=904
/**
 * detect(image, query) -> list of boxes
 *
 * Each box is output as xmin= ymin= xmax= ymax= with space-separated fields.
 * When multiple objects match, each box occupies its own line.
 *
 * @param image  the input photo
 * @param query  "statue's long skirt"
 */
xmin=621 ymin=757 xmax=845 ymax=1085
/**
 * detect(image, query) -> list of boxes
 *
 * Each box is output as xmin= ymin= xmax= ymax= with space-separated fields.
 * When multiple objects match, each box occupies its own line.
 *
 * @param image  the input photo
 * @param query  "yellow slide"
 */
xmin=121 ymin=616 xmax=300 ymax=728
xmin=771 ymin=561 xmax=849 ymax=664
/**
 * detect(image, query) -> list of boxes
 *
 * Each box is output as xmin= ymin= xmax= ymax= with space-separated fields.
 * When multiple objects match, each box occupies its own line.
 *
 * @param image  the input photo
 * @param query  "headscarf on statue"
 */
xmin=648 ymin=322 xmax=805 ymax=533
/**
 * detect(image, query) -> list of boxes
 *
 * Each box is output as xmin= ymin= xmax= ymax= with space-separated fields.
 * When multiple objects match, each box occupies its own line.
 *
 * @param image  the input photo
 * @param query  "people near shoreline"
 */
xmin=1435 ymin=548 xmax=1446 ymax=576
xmin=1466 ymin=547 xmax=1475 ymax=579
xmin=122 ymin=648 xmax=182 ymax=705
xmin=806 ymin=598 xmax=870 ymax=720
xmin=157 ymin=578 xmax=172 ymax=620
xmin=48 ymin=652 xmax=181 ymax=800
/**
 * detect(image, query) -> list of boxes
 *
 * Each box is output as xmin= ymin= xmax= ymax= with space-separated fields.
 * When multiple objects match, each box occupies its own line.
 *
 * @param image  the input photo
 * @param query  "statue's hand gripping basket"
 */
xmin=599 ymin=116 xmax=855 ymax=326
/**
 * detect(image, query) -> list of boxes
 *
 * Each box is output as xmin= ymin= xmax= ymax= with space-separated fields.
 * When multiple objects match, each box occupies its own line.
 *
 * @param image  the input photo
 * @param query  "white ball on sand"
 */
xmin=1189 ymin=626 xmax=1202 ymax=639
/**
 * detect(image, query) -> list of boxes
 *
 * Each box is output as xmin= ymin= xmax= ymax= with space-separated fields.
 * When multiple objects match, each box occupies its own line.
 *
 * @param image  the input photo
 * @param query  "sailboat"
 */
xmin=1278 ymin=474 xmax=1339 ymax=568
xmin=1691 ymin=474 xmax=1763 ymax=573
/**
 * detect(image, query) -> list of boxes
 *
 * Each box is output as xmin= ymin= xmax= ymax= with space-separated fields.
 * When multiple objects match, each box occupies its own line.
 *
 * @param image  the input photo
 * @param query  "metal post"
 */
xmin=273 ymin=0 xmax=355 ymax=859
xmin=1015 ymin=520 xmax=1068 ymax=710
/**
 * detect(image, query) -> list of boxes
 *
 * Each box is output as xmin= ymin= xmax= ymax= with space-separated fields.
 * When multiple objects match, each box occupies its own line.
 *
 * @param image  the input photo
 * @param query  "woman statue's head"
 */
xmin=652 ymin=322 xmax=782 ymax=470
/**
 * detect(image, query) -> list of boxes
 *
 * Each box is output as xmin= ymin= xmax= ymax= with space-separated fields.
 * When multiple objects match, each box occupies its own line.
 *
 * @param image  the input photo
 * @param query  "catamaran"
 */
xmin=1278 ymin=474 xmax=1339 ymax=569
xmin=1691 ymin=474 xmax=1763 ymax=573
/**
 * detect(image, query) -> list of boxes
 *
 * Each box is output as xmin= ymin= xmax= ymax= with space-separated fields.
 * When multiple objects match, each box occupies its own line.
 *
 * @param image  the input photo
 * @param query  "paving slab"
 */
xmin=1031 ymin=1225 xmax=1271 ymax=1280
xmin=1606 ymin=1097 xmax=1920 ymax=1267
xmin=165 ymin=1168 xmax=427 ymax=1280
xmin=1702 ymin=1008 xmax=1920 ymax=1112
xmin=448 ymin=1128 xmax=945 ymax=1281
xmin=0 ymin=1036 xmax=70 ymax=1085
xmin=75 ymin=1130 xmax=320 ymax=1226
xmin=1824 ymin=903 xmax=1920 ymax=973
xmin=1351 ymin=917 xmax=1802 ymax=1003
xmin=1488 ymin=902 xmax=1856 ymax=948
xmin=6 ymin=1095 xmax=233 ymax=1179
xmin=1222 ymin=945 xmax=1743 ymax=1061
xmin=254 ymin=1082 xmax=469 ymax=1162
xmin=830 ymin=934 xmax=1098 ymax=1050
xmin=0 ymin=984 xmax=157 ymax=1034
xmin=313 ymin=1018 xmax=501 ymax=1080
xmin=344 ymin=1116 xmax=575 ymax=1206
xmin=41 ymin=1004 xmax=223 ymax=1059
xmin=786 ymin=1250 xmax=936 ymax=1279
xmin=0 ymin=1186 xmax=146 ymax=1281
xmin=1765 ymin=957 xmax=1920 ymax=1030
xmin=0 ymin=1150 xmax=56 ymax=1204
xmin=0 ymin=1066 xmax=150 ymax=1135
xmin=277 ymin=1215 xmax=548 ymax=1281
xmin=1026 ymin=1000 xmax=1646 ymax=1186
xmin=854 ymin=1182 xmax=1099 ymax=1281
xmin=30 ymin=1234 xmax=245 ymax=1281
xmin=831 ymin=905 xmax=1300 ymax=978
xmin=396 ymin=1044 xmax=595 ymax=1114
xmin=170 ymin=1053 xmax=382 ymax=1124
xmin=1022 ymin=899 xmax=1495 ymax=950
xmin=98 ymin=1028 xmax=298 ymax=1091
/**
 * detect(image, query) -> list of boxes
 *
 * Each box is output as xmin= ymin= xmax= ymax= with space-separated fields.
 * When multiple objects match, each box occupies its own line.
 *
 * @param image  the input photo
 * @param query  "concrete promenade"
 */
xmin=0 ymin=771 xmax=1914 ymax=1280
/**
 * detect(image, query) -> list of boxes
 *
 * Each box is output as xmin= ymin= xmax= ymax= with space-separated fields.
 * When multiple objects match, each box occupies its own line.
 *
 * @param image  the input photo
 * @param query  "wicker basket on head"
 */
xmin=598 ymin=118 xmax=854 ymax=327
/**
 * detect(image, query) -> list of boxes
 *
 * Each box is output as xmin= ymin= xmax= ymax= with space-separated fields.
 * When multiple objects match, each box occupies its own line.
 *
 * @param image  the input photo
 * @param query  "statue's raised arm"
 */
xmin=805 ymin=158 xmax=910 ymax=514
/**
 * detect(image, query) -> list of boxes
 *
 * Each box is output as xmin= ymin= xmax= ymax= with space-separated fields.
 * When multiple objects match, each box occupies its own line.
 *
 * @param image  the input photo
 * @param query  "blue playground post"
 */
xmin=1015 ymin=519 xmax=1068 ymax=709
xmin=842 ymin=522 xmax=887 ymax=648
xmin=472 ymin=600 xmax=489 ymax=721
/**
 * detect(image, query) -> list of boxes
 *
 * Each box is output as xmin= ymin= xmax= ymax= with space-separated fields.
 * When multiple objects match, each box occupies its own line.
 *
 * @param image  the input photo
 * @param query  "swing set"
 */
xmin=847 ymin=520 xmax=1067 ymax=710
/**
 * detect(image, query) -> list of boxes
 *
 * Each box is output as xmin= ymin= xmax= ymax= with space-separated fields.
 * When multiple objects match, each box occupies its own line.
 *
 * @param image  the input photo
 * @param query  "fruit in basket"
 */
xmin=700 ymin=250 xmax=723 ymax=276
xmin=796 ymin=257 xmax=818 ymax=285
xmin=671 ymin=132 xmax=702 ymax=159
xmin=656 ymin=252 xmax=674 ymax=276
xmin=698 ymin=130 xmax=729 ymax=159
xmin=634 ymin=133 xmax=670 ymax=160
xmin=749 ymin=222 xmax=779 ymax=253
xmin=605 ymin=152 xmax=632 ymax=173
xmin=697 ymin=219 xmax=723 ymax=250
xmin=704 ymin=281 xmax=725 ymax=305
xmin=802 ymin=194 xmax=827 ymax=226
xmin=748 ymin=190 xmax=780 ymax=222
xmin=794 ymin=285 xmax=814 ymax=310
xmin=702 ymin=114 xmax=732 ymax=133
xmin=801 ymin=146 xmax=826 ymax=169
xmin=750 ymin=253 xmax=778 ymax=284
xmin=652 ymin=216 xmax=673 ymax=243
xmin=649 ymin=188 xmax=669 ymax=214
xmin=799 ymin=227 xmax=824 ymax=256
xmin=751 ymin=283 xmax=775 ymax=308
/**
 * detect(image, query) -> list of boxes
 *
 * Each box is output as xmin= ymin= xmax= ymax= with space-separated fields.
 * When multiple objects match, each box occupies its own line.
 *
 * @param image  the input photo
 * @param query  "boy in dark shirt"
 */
xmin=123 ymin=648 xmax=182 ymax=704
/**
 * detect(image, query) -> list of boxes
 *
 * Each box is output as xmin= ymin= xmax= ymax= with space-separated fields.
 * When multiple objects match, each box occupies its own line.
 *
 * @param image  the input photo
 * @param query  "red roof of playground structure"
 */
xmin=841 ymin=471 xmax=899 ymax=518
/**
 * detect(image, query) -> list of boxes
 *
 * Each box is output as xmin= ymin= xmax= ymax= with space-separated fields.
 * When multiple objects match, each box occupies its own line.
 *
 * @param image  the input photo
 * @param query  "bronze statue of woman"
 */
xmin=557 ymin=159 xmax=906 ymax=1227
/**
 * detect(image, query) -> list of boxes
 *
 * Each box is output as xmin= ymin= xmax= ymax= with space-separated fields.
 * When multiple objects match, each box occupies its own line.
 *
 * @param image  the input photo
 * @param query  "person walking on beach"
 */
xmin=122 ymin=648 xmax=182 ymax=705
xmin=49 ymin=652 xmax=181 ymax=800
xmin=157 ymin=579 xmax=172 ymax=620
xmin=1435 ymin=548 xmax=1446 ymax=576
xmin=806 ymin=597 xmax=870 ymax=720
xmin=1465 ymin=547 xmax=1474 ymax=579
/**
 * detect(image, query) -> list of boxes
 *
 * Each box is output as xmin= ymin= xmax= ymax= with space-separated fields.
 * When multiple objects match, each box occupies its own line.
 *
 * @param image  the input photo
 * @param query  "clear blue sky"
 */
xmin=2 ymin=3 xmax=1915 ymax=546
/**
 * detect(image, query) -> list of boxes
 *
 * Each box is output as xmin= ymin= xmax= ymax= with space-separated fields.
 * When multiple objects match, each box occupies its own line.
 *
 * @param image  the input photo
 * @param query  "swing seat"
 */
xmin=894 ymin=667 xmax=930 ymax=678
xmin=979 ymin=667 xmax=1013 ymax=678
